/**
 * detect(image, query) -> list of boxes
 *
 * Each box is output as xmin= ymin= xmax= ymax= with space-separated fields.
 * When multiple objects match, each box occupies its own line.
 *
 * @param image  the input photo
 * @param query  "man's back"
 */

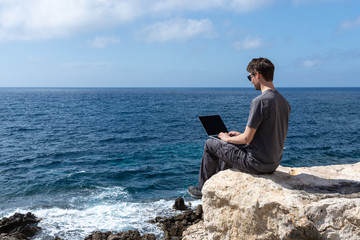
xmin=188 ymin=57 xmax=290 ymax=199
xmin=246 ymin=89 xmax=291 ymax=172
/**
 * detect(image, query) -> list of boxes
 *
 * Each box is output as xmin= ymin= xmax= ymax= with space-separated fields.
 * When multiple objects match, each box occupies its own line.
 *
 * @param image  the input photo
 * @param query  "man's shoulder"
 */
xmin=262 ymin=90 xmax=288 ymax=104
xmin=252 ymin=90 xmax=276 ymax=104
xmin=251 ymin=90 xmax=290 ymax=111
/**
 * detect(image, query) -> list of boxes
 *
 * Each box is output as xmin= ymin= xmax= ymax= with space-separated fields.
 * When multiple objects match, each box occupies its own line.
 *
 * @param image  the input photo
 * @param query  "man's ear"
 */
xmin=256 ymin=72 xmax=264 ymax=81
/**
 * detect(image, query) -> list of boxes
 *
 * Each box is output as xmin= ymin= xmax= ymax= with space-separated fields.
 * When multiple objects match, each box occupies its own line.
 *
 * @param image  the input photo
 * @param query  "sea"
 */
xmin=0 ymin=87 xmax=359 ymax=239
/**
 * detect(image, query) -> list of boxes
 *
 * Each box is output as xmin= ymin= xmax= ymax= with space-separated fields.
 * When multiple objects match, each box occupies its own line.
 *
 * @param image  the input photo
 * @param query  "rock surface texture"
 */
xmin=183 ymin=162 xmax=360 ymax=240
xmin=0 ymin=212 xmax=41 ymax=240
xmin=84 ymin=229 xmax=156 ymax=240
xmin=150 ymin=204 xmax=203 ymax=240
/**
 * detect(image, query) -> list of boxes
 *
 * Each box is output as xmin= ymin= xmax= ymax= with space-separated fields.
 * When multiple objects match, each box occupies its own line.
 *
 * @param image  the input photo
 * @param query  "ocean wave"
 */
xmin=3 ymin=187 xmax=201 ymax=240
xmin=85 ymin=186 xmax=131 ymax=203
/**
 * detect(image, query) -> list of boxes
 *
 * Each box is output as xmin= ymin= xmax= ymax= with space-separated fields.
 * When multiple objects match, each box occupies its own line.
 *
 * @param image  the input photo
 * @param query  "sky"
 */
xmin=0 ymin=0 xmax=360 ymax=87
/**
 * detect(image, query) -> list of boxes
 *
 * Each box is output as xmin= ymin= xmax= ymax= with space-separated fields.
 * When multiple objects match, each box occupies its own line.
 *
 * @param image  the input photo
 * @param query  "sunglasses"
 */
xmin=247 ymin=73 xmax=257 ymax=81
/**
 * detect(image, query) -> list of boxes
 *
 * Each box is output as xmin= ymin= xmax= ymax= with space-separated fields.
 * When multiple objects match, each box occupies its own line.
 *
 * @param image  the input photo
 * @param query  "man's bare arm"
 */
xmin=218 ymin=126 xmax=257 ymax=144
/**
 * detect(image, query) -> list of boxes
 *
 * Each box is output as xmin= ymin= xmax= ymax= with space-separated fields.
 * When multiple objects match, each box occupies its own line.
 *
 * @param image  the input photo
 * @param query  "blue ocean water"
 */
xmin=0 ymin=87 xmax=359 ymax=239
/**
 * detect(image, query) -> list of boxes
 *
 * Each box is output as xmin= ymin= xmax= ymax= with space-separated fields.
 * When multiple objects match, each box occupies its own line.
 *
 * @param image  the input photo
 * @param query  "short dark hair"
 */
xmin=246 ymin=57 xmax=275 ymax=82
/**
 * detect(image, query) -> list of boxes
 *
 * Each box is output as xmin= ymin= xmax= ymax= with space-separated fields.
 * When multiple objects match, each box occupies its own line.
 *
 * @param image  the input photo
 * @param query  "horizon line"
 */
xmin=0 ymin=86 xmax=360 ymax=89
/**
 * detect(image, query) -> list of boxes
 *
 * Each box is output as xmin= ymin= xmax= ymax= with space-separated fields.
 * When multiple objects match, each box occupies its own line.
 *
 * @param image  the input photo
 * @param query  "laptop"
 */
xmin=198 ymin=115 xmax=228 ymax=140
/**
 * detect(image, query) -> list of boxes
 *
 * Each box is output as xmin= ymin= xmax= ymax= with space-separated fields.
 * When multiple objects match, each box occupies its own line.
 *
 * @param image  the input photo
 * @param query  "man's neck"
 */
xmin=260 ymin=82 xmax=275 ymax=93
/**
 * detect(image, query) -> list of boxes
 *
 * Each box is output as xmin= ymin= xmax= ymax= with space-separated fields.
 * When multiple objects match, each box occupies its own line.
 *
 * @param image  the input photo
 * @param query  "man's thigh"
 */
xmin=205 ymin=139 xmax=257 ymax=173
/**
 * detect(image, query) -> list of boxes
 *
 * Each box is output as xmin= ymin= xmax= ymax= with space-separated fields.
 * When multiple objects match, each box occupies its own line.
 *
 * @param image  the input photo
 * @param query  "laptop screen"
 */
xmin=199 ymin=115 xmax=228 ymax=136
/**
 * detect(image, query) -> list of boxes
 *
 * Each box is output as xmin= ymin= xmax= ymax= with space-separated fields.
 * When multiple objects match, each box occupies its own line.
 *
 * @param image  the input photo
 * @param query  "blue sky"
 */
xmin=0 ymin=0 xmax=359 ymax=87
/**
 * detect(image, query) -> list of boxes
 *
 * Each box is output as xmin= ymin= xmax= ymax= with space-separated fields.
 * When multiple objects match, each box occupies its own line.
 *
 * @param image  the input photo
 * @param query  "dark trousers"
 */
xmin=197 ymin=138 xmax=258 ymax=190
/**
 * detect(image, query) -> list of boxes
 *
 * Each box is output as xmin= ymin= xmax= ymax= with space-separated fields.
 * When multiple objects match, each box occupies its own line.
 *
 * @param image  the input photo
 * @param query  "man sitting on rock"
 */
xmin=188 ymin=57 xmax=291 ymax=199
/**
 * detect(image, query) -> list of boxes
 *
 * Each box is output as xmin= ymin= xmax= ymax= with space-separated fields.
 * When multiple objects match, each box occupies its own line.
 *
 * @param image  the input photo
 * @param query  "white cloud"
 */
xmin=232 ymin=36 xmax=264 ymax=50
xmin=337 ymin=14 xmax=360 ymax=32
xmin=296 ymin=49 xmax=360 ymax=68
xmin=301 ymin=59 xmax=320 ymax=68
xmin=0 ymin=0 xmax=142 ymax=41
xmin=0 ymin=0 xmax=274 ymax=41
xmin=151 ymin=0 xmax=224 ymax=12
xmin=229 ymin=0 xmax=275 ymax=12
xmin=88 ymin=36 xmax=121 ymax=48
xmin=149 ymin=0 xmax=275 ymax=13
xmin=138 ymin=18 xmax=214 ymax=43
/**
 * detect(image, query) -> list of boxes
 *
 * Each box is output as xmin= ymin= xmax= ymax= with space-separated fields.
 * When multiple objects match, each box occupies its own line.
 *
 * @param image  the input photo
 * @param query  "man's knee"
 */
xmin=204 ymin=138 xmax=219 ymax=152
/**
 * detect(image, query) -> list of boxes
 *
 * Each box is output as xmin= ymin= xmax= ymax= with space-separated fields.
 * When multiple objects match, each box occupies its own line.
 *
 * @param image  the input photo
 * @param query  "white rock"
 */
xmin=182 ymin=221 xmax=207 ymax=240
xmin=183 ymin=162 xmax=360 ymax=240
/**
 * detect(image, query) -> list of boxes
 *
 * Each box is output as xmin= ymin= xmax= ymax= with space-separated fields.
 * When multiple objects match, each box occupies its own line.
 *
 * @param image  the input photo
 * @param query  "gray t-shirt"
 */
xmin=246 ymin=89 xmax=291 ymax=173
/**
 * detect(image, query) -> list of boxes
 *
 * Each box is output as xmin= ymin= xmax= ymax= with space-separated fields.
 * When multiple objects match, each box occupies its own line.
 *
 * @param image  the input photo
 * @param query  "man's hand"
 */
xmin=218 ymin=127 xmax=256 ymax=145
xmin=218 ymin=132 xmax=232 ymax=142
xmin=229 ymin=131 xmax=241 ymax=137
xmin=218 ymin=131 xmax=242 ymax=142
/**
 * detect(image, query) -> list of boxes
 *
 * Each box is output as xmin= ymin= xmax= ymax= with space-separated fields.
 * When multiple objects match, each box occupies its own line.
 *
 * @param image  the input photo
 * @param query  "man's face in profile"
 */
xmin=249 ymin=73 xmax=261 ymax=91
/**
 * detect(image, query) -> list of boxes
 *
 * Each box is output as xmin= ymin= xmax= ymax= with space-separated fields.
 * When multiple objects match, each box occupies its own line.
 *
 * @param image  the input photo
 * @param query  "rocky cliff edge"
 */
xmin=183 ymin=162 xmax=360 ymax=240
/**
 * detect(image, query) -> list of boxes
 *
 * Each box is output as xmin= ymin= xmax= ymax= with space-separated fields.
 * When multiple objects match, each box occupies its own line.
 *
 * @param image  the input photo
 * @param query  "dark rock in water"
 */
xmin=84 ymin=230 xmax=112 ymax=240
xmin=0 ymin=212 xmax=41 ymax=240
xmin=84 ymin=229 xmax=156 ymax=240
xmin=151 ymin=204 xmax=203 ymax=240
xmin=172 ymin=197 xmax=188 ymax=211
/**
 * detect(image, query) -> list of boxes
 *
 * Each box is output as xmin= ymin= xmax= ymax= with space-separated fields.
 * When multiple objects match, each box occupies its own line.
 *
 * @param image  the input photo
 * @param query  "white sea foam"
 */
xmin=83 ymin=186 xmax=131 ymax=203
xmin=5 ymin=187 xmax=201 ymax=240
xmin=32 ymin=202 xmax=164 ymax=239
xmin=65 ymin=170 xmax=86 ymax=177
